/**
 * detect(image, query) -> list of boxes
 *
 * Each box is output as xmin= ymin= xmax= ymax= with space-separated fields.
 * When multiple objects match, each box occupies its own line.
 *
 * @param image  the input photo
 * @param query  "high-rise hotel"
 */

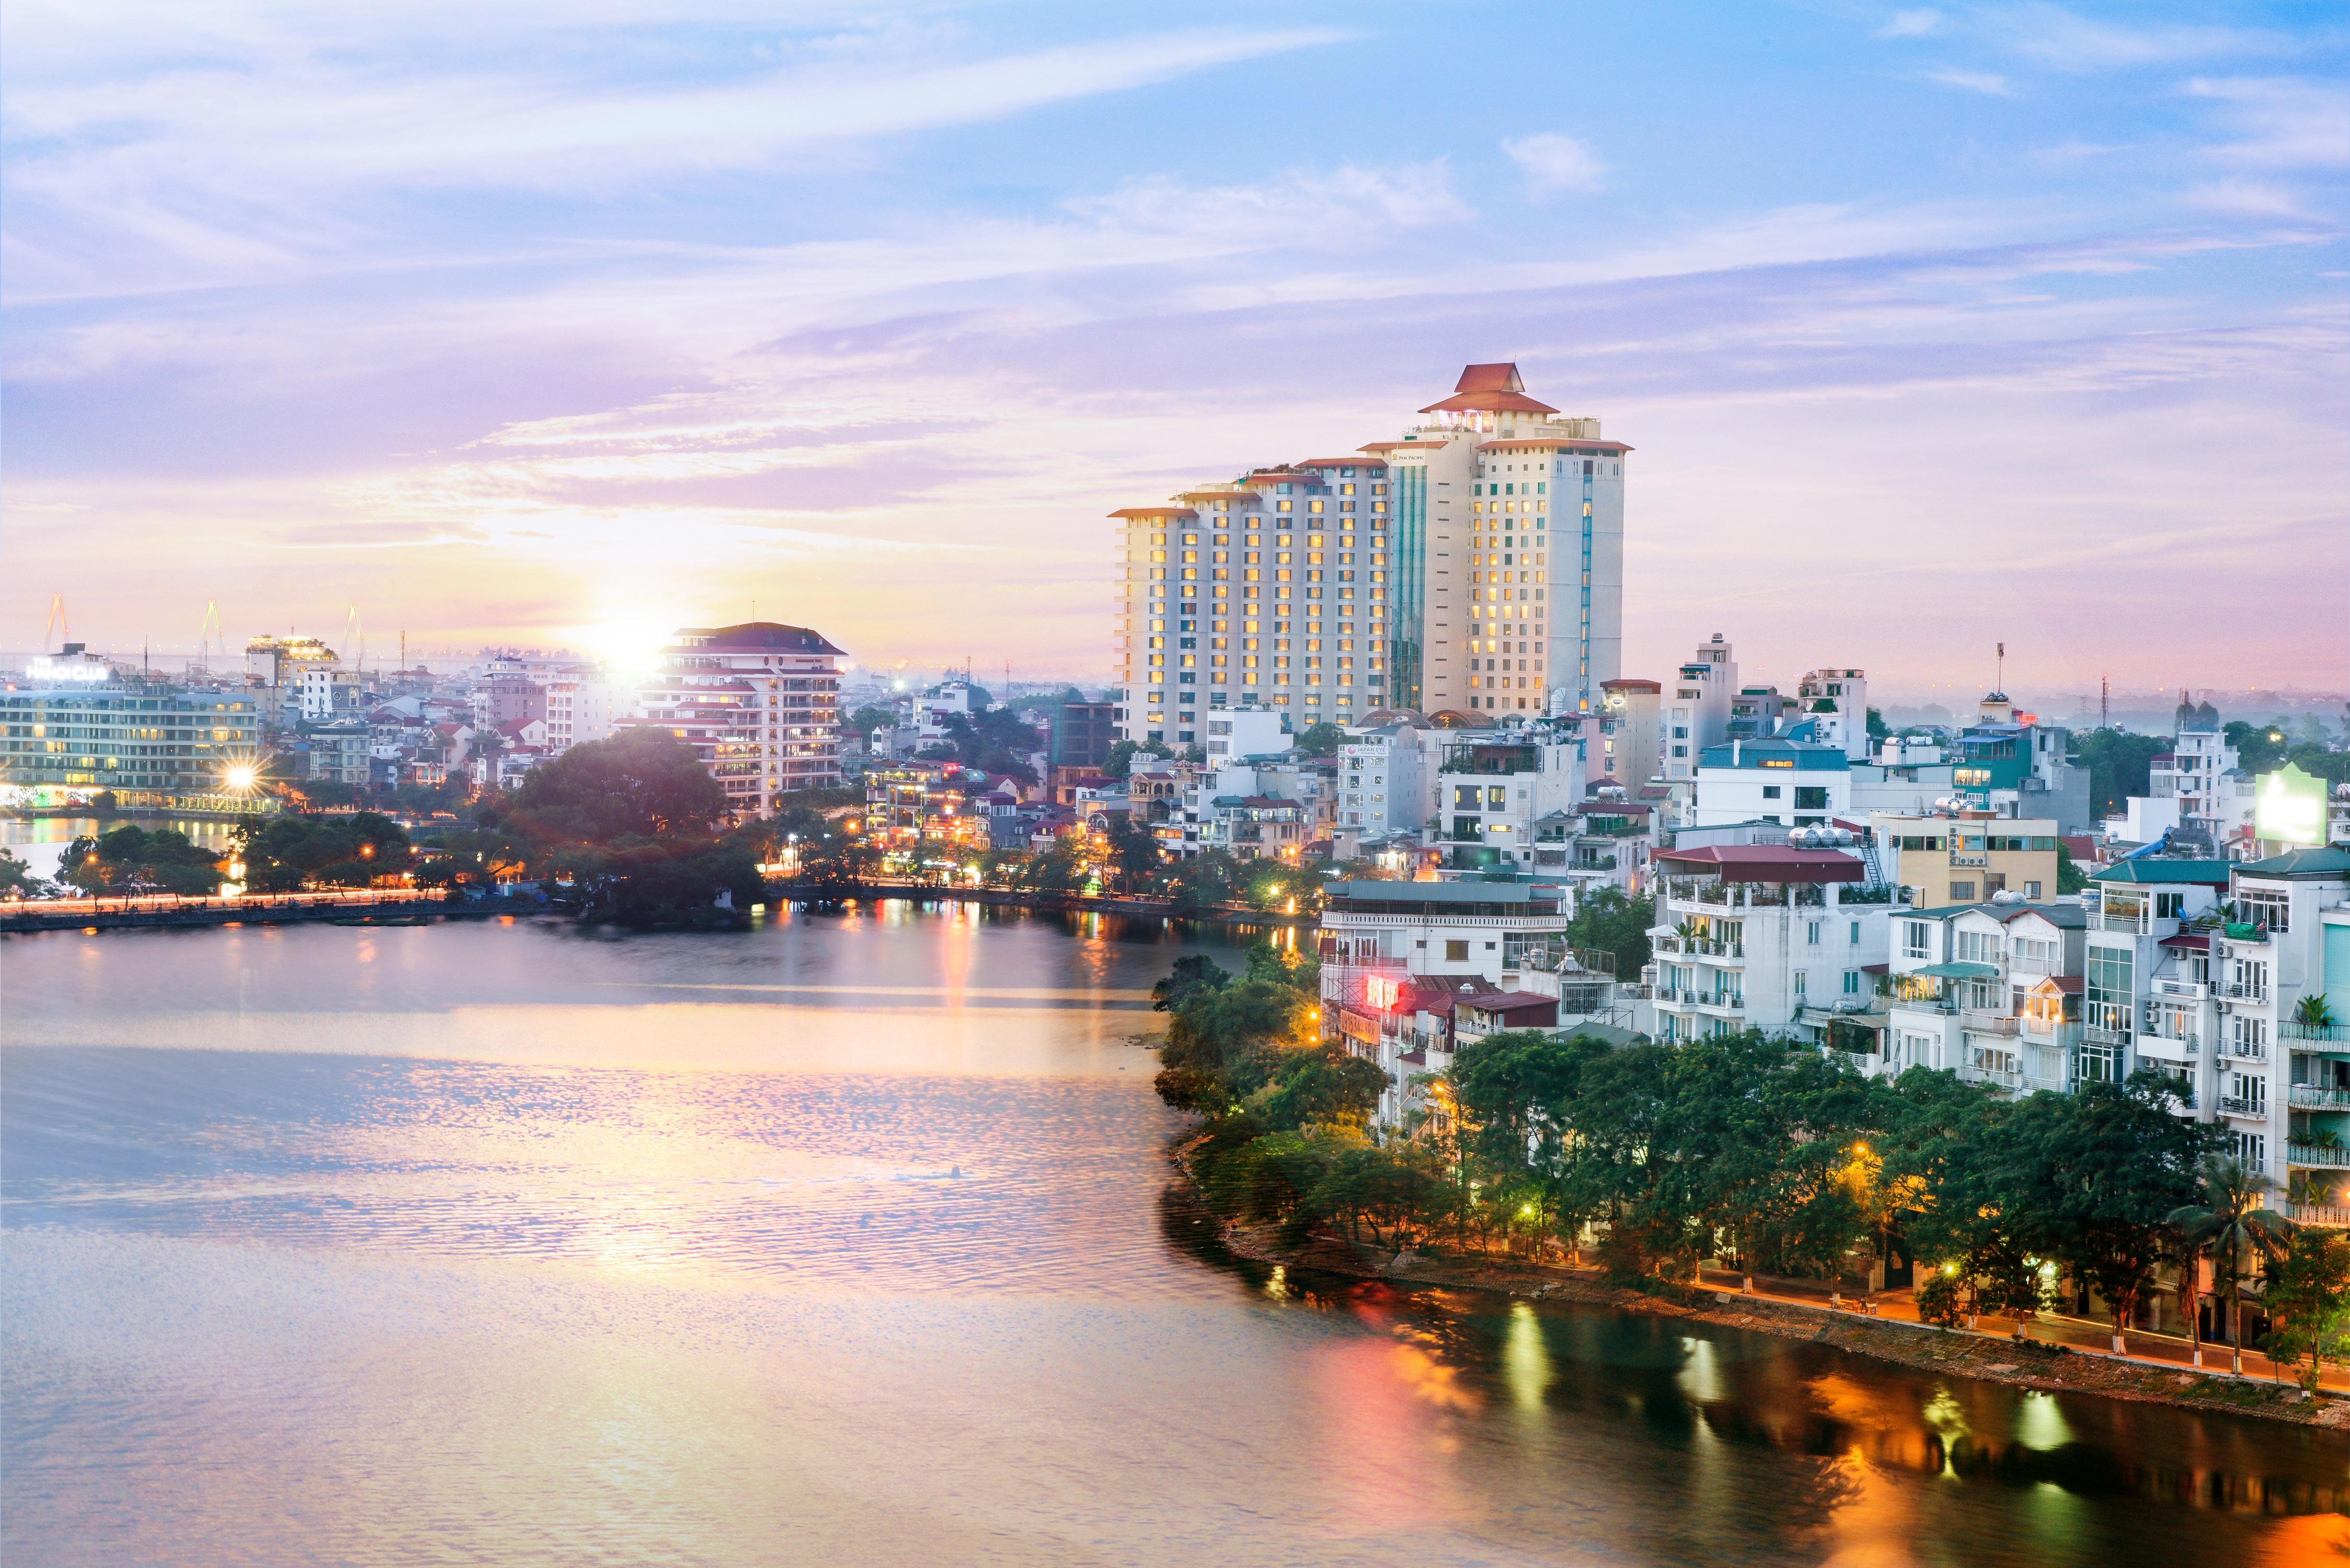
xmin=1110 ymin=364 xmax=1625 ymax=746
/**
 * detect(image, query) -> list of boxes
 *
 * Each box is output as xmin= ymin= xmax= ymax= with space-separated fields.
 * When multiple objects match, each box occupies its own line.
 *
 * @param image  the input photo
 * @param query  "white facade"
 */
xmin=1646 ymin=848 xmax=1894 ymax=1042
xmin=1337 ymin=719 xmax=1436 ymax=834
xmin=1796 ymin=667 xmax=1870 ymax=760
xmin=1664 ymin=633 xmax=1737 ymax=782
xmin=1692 ymin=738 xmax=1852 ymax=828
xmin=1203 ymin=707 xmax=1288 ymax=764
xmin=1431 ymin=723 xmax=1589 ymax=872
xmin=1109 ymin=362 xmax=1625 ymax=744
xmin=1878 ymin=902 xmax=2088 ymax=1094
xmin=544 ymin=666 xmax=621 ymax=754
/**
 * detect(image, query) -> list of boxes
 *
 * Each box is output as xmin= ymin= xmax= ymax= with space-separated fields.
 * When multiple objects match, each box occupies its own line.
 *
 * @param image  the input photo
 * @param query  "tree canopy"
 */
xmin=511 ymin=727 xmax=727 ymax=842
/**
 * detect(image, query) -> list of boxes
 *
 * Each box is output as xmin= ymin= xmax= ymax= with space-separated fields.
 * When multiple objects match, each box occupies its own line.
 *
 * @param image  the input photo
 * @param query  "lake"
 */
xmin=3 ymin=905 xmax=2343 ymax=1566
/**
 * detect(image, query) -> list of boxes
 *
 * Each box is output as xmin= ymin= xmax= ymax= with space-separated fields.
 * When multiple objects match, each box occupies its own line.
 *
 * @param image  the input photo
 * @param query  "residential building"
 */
xmin=1646 ymin=845 xmax=1896 ymax=1042
xmin=1871 ymin=811 xmax=2062 ymax=906
xmin=1796 ymin=668 xmax=1871 ymax=760
xmin=2079 ymin=857 xmax=2233 ymax=1129
xmin=299 ymin=666 xmax=368 ymax=723
xmin=1664 ymin=634 xmax=1737 ymax=782
xmin=303 ymin=718 xmax=372 ymax=787
xmin=1202 ymin=707 xmax=1289 ymax=765
xmin=1430 ymin=720 xmax=1588 ymax=872
xmin=544 ymin=666 xmax=622 ymax=754
xmin=1596 ymin=677 xmax=1660 ymax=790
xmin=1051 ymin=698 xmax=1117 ymax=776
xmin=243 ymin=635 xmax=338 ymax=730
xmin=2147 ymin=697 xmax=2255 ymax=852
xmin=1876 ymin=900 xmax=2089 ymax=1095
xmin=2212 ymin=846 xmax=2350 ymax=1201
xmin=1336 ymin=715 xmax=1437 ymax=835
xmin=1692 ymin=736 xmax=1851 ymax=828
xmin=0 ymin=674 xmax=265 ymax=811
xmin=632 ymin=622 xmax=844 ymax=819
xmin=1109 ymin=361 xmax=1627 ymax=744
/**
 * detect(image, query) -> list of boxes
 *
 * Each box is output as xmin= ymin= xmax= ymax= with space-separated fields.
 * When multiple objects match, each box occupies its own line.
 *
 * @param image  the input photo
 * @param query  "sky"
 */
xmin=3 ymin=1 xmax=2344 ymax=699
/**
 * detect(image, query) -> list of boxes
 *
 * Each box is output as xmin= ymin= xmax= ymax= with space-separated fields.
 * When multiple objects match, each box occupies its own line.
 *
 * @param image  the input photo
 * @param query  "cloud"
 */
xmin=1080 ymin=161 xmax=1471 ymax=234
xmin=1877 ymin=9 xmax=1942 ymax=40
xmin=2188 ymin=77 xmax=2350 ymax=168
xmin=1500 ymin=133 xmax=1606 ymax=195
xmin=1925 ymin=67 xmax=2014 ymax=96
xmin=1990 ymin=4 xmax=2287 ymax=71
xmin=2182 ymin=180 xmax=2312 ymax=220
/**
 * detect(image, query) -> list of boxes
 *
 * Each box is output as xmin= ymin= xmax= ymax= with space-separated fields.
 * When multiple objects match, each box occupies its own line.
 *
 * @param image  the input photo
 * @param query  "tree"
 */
xmin=2261 ymin=1228 xmax=2350 ymax=1393
xmin=2225 ymin=720 xmax=2289 ymax=775
xmin=1292 ymin=722 xmax=1346 ymax=758
xmin=236 ymin=813 xmax=410 ymax=893
xmin=2055 ymin=842 xmax=2088 ymax=894
xmin=2169 ymin=1155 xmax=2295 ymax=1374
xmin=60 ymin=827 xmax=227 ymax=896
xmin=1104 ymin=813 xmax=1162 ymax=893
xmin=2072 ymin=728 xmax=2167 ymax=818
xmin=1102 ymin=738 xmax=1173 ymax=780
xmin=1565 ymin=888 xmax=1654 ymax=980
xmin=511 ymin=728 xmax=727 ymax=843
xmin=1152 ymin=954 xmax=1230 ymax=1012
xmin=0 ymin=845 xmax=40 ymax=899
xmin=2000 ymin=1071 xmax=2214 ymax=1354
xmin=847 ymin=704 xmax=898 ymax=738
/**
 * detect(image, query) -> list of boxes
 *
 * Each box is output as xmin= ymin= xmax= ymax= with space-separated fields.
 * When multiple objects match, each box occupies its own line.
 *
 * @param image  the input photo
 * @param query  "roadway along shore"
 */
xmin=1179 ymin=1150 xmax=2350 ymax=1433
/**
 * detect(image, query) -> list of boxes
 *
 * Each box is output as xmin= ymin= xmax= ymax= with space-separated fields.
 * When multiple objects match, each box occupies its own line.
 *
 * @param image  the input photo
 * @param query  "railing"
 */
xmin=2219 ymin=1095 xmax=2268 ymax=1118
xmin=2088 ymin=912 xmax=2146 ymax=935
xmin=2019 ymin=1013 xmax=2073 ymax=1039
xmin=2137 ymin=1029 xmax=2198 ymax=1055
xmin=2222 ymin=1040 xmax=2270 ymax=1064
xmin=2283 ymin=1021 xmax=2350 ymax=1043
xmin=1652 ymin=934 xmax=1742 ymax=959
xmin=2288 ymin=1084 xmax=2350 ymax=1110
xmin=1698 ymin=993 xmax=1745 ymax=1013
xmin=2289 ymin=1143 xmax=2350 ymax=1169
xmin=2288 ymin=1202 xmax=2350 ymax=1228
xmin=2154 ymin=978 xmax=2208 ymax=1000
xmin=2223 ymin=984 xmax=2271 ymax=1004
xmin=1961 ymin=1064 xmax=2020 ymax=1090
xmin=1961 ymin=1010 xmax=2019 ymax=1036
xmin=2084 ymin=1024 xmax=2132 ymax=1047
xmin=1322 ymin=912 xmax=1568 ymax=931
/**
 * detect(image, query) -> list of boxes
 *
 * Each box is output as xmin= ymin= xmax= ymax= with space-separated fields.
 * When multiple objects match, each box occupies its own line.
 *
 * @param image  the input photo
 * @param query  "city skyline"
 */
xmin=5 ymin=2 xmax=2344 ymax=694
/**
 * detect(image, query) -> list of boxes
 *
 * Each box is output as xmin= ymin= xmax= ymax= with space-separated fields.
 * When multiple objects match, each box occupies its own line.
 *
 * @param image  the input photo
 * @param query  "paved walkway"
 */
xmin=1690 ymin=1265 xmax=2348 ymax=1393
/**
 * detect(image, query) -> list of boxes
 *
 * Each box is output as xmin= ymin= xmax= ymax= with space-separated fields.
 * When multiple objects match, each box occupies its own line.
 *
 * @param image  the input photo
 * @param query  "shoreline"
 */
xmin=1180 ymin=1151 xmax=2350 ymax=1431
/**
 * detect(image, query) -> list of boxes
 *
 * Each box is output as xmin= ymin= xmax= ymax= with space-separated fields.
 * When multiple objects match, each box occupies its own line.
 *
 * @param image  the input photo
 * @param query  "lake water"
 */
xmin=3 ymin=906 xmax=2343 ymax=1566
xmin=2 ymin=815 xmax=240 ymax=882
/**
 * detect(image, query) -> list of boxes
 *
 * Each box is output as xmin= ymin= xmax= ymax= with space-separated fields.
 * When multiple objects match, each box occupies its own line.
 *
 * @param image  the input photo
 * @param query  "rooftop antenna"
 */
xmin=1995 ymin=642 xmax=2004 ymax=696
xmin=2100 ymin=673 xmax=2109 ymax=730
xmin=42 ymin=594 xmax=68 ymax=654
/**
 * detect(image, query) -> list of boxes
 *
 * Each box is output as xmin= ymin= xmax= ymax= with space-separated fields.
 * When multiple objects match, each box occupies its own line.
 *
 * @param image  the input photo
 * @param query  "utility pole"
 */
xmin=1995 ymin=642 xmax=2004 ymax=696
xmin=2100 ymin=674 xmax=2109 ymax=730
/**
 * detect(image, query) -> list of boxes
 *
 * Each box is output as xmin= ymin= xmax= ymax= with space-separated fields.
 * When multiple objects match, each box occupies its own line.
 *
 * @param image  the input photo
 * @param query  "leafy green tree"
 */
xmin=512 ymin=728 xmax=727 ymax=842
xmin=1999 ymin=1071 xmax=2216 ymax=1353
xmin=1101 ymin=738 xmax=1174 ymax=780
xmin=2170 ymin=1155 xmax=2295 ymax=1374
xmin=847 ymin=704 xmax=899 ymax=738
xmin=1105 ymin=813 xmax=1163 ymax=892
xmin=2225 ymin=720 xmax=2289 ymax=775
xmin=1164 ymin=848 xmax=1248 ymax=914
xmin=1253 ymin=1048 xmax=1386 ymax=1132
xmin=58 ymin=827 xmax=226 ymax=896
xmin=1291 ymin=722 xmax=1346 ymax=757
xmin=1565 ymin=887 xmax=1655 ymax=980
xmin=1865 ymin=707 xmax=1890 ymax=742
xmin=235 ymin=813 xmax=411 ymax=893
xmin=2261 ymin=1228 xmax=2350 ymax=1393
xmin=2055 ymin=842 xmax=2088 ymax=894
xmin=2072 ymin=728 xmax=2167 ymax=818
xmin=1152 ymin=954 xmax=1230 ymax=1012
xmin=0 ymin=846 xmax=41 ymax=899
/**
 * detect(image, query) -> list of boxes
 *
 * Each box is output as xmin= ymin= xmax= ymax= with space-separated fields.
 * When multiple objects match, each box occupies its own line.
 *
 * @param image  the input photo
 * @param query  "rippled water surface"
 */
xmin=4 ymin=906 xmax=2344 ymax=1566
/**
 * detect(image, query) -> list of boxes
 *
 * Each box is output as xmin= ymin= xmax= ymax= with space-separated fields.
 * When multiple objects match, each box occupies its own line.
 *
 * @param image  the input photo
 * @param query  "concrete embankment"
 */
xmin=0 ymin=897 xmax=478 ymax=935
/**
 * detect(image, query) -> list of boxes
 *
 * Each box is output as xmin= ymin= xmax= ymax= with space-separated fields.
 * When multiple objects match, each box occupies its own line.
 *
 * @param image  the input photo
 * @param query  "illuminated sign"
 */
xmin=25 ymin=656 xmax=111 ymax=684
xmin=2255 ymin=764 xmax=2325 ymax=847
xmin=1365 ymin=974 xmax=1402 ymax=1011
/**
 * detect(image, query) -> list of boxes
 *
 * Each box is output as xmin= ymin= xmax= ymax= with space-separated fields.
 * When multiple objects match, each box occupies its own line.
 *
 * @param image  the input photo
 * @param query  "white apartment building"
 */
xmin=2147 ymin=699 xmax=2255 ymax=850
xmin=1337 ymin=716 xmax=1437 ymax=834
xmin=543 ymin=665 xmax=622 ymax=754
xmin=1596 ymin=677 xmax=1661 ymax=791
xmin=629 ymin=622 xmax=843 ymax=819
xmin=297 ymin=666 xmax=366 ymax=723
xmin=1796 ymin=667 xmax=1871 ymax=760
xmin=1646 ymin=845 xmax=1896 ymax=1043
xmin=1110 ymin=362 xmax=1625 ymax=744
xmin=1430 ymin=721 xmax=1588 ymax=873
xmin=1202 ymin=708 xmax=1288 ymax=765
xmin=1691 ymin=736 xmax=1852 ymax=828
xmin=1878 ymin=900 xmax=2089 ymax=1094
xmin=1664 ymin=633 xmax=1737 ymax=782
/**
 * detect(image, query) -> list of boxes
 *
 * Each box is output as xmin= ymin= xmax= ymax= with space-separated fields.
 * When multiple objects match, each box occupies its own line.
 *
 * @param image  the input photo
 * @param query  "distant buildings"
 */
xmin=1 ymin=645 xmax=264 ymax=811
xmin=1108 ymin=362 xmax=1626 ymax=748
xmin=628 ymin=622 xmax=845 ymax=819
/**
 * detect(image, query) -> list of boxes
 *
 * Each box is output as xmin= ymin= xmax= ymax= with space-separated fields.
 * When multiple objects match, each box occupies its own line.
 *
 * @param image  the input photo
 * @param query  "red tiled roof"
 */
xmin=1421 ymin=390 xmax=1560 ymax=415
xmin=1654 ymin=845 xmax=1866 ymax=882
xmin=1109 ymin=506 xmax=1198 ymax=520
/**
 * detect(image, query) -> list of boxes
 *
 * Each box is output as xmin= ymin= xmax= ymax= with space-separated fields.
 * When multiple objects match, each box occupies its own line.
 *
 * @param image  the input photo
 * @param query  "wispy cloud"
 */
xmin=1925 ymin=67 xmax=2014 ymax=96
xmin=1500 ymin=133 xmax=1607 ymax=195
xmin=1877 ymin=9 xmax=1943 ymax=40
xmin=1989 ymin=3 xmax=2289 ymax=71
xmin=2187 ymin=77 xmax=2350 ymax=168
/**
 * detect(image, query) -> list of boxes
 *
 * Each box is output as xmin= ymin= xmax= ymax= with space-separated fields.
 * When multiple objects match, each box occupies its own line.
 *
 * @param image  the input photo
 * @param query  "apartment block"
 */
xmin=630 ymin=622 xmax=843 ymax=820
xmin=1429 ymin=721 xmax=1588 ymax=872
xmin=1646 ymin=845 xmax=1896 ymax=1042
xmin=1871 ymin=811 xmax=2062 ymax=906
xmin=1664 ymin=633 xmax=1737 ymax=782
xmin=1110 ymin=362 xmax=1626 ymax=744
xmin=1 ymin=667 xmax=264 ymax=811
xmin=1336 ymin=716 xmax=1437 ymax=835
xmin=1878 ymin=900 xmax=2089 ymax=1094
xmin=1596 ymin=677 xmax=1661 ymax=789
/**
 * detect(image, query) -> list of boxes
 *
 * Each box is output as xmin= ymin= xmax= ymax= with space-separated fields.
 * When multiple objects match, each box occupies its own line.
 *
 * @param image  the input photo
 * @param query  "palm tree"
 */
xmin=2169 ymin=1157 xmax=2295 ymax=1375
xmin=2294 ymin=994 xmax=2337 ymax=1030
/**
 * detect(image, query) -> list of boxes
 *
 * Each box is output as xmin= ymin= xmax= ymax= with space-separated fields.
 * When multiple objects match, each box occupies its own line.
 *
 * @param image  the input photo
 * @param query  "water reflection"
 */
xmin=4 ymin=910 xmax=2345 ymax=1567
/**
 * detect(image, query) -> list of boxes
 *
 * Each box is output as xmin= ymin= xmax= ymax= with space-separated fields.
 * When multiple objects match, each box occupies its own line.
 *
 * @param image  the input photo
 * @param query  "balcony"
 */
xmin=2289 ymin=1143 xmax=2350 ymax=1170
xmin=2289 ymin=1084 xmax=2350 ymax=1110
xmin=2137 ymin=1028 xmax=2199 ymax=1056
xmin=2088 ymin=912 xmax=2146 ymax=935
xmin=1961 ymin=1010 xmax=2019 ymax=1037
xmin=2219 ymin=1096 xmax=2269 ymax=1119
xmin=2153 ymin=978 xmax=2208 ymax=1001
xmin=2222 ymin=984 xmax=2272 ymax=1005
xmin=2084 ymin=1024 xmax=2132 ymax=1047
xmin=2221 ymin=1040 xmax=2271 ymax=1065
xmin=2287 ymin=1203 xmax=2350 ymax=1228
xmin=2283 ymin=1021 xmax=2350 ymax=1044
